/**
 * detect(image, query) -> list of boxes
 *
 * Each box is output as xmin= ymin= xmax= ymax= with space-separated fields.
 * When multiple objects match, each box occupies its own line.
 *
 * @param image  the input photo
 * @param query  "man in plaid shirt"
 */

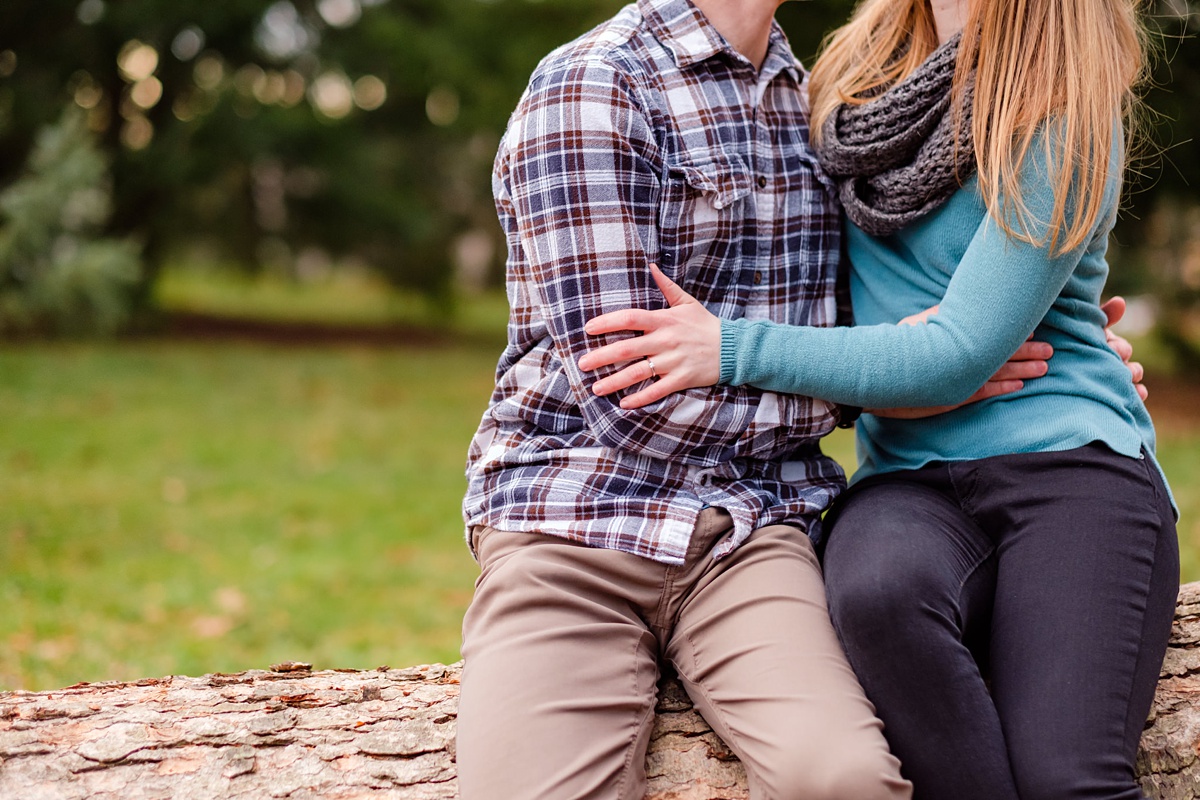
xmin=457 ymin=0 xmax=912 ymax=796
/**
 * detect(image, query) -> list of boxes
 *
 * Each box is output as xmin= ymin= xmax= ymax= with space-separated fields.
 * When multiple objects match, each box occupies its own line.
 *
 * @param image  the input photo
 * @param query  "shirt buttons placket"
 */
xmin=751 ymin=169 xmax=770 ymax=290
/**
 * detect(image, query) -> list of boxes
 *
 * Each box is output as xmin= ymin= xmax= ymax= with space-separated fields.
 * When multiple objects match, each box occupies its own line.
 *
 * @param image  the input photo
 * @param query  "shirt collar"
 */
xmin=638 ymin=0 xmax=802 ymax=79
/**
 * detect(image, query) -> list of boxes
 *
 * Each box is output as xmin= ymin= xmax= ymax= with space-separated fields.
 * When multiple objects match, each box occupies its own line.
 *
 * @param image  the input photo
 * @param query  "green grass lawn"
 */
xmin=1153 ymin=423 xmax=1200 ymax=581
xmin=0 ymin=341 xmax=500 ymax=690
xmin=2 ymin=299 xmax=1198 ymax=691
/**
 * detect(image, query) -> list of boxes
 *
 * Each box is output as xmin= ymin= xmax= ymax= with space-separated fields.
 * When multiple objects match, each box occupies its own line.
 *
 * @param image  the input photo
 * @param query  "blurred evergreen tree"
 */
xmin=0 ymin=109 xmax=140 ymax=334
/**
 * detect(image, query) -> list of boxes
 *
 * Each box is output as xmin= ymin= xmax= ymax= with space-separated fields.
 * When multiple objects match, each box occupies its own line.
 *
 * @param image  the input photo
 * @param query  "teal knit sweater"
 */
xmin=721 ymin=136 xmax=1172 ymax=501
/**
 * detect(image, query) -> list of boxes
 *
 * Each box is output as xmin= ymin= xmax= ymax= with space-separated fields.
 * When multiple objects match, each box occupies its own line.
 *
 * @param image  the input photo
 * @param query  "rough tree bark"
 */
xmin=4 ymin=583 xmax=1200 ymax=799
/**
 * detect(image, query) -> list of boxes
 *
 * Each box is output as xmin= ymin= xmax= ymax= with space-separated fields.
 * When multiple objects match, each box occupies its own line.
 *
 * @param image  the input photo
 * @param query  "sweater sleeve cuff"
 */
xmin=719 ymin=318 xmax=747 ymax=385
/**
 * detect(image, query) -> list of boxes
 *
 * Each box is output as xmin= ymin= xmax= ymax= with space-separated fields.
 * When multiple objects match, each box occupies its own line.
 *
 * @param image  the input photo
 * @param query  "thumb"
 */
xmin=649 ymin=263 xmax=693 ymax=307
xmin=1100 ymin=296 xmax=1126 ymax=329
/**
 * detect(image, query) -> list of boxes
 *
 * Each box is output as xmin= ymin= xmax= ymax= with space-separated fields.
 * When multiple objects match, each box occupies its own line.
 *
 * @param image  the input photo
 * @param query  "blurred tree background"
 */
xmin=1 ymin=0 xmax=1198 ymax=691
xmin=0 ymin=0 xmax=1194 ymax=342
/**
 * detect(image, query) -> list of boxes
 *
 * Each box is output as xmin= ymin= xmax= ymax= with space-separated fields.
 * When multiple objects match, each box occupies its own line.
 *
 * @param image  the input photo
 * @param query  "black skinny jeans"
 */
xmin=823 ymin=443 xmax=1178 ymax=800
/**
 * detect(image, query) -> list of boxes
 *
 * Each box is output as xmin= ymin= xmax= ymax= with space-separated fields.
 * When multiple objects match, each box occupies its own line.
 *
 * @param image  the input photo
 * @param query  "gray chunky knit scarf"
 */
xmin=815 ymin=34 xmax=976 ymax=237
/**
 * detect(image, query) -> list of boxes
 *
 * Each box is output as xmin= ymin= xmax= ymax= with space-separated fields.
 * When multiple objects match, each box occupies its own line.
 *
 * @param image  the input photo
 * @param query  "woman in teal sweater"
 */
xmin=577 ymin=0 xmax=1177 ymax=797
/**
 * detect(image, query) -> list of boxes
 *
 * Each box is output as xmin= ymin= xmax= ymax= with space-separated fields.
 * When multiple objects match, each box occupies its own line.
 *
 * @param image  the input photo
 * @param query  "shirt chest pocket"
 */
xmin=657 ymin=156 xmax=753 ymax=295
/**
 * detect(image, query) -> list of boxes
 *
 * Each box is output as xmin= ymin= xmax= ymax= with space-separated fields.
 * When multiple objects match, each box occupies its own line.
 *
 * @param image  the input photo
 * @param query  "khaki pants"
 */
xmin=456 ymin=508 xmax=911 ymax=800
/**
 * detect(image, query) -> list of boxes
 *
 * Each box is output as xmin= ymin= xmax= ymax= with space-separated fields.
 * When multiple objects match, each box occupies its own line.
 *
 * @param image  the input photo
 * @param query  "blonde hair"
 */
xmin=809 ymin=0 xmax=1148 ymax=253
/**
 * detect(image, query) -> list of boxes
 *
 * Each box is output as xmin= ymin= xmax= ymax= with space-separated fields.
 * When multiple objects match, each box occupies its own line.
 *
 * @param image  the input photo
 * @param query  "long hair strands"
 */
xmin=809 ymin=0 xmax=1150 ymax=254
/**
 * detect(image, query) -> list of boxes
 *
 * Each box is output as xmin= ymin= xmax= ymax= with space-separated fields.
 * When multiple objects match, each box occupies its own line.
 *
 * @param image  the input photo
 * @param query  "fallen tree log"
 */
xmin=5 ymin=583 xmax=1200 ymax=799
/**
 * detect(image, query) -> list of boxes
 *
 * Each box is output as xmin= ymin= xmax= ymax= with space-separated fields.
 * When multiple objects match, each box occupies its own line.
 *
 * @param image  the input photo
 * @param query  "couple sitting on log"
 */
xmin=459 ymin=0 xmax=1177 ymax=797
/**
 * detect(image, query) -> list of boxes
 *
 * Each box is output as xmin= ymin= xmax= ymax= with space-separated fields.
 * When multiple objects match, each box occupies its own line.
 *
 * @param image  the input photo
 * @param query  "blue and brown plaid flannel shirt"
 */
xmin=463 ymin=0 xmax=846 ymax=564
